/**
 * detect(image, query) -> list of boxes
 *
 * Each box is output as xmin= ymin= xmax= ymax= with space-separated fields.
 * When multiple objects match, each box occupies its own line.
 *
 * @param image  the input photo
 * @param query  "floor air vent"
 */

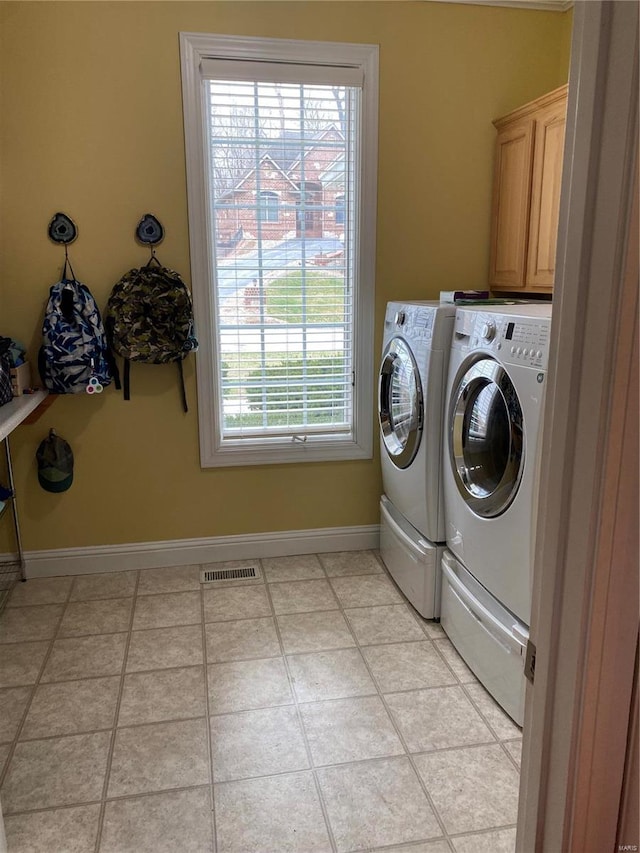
xmin=200 ymin=565 xmax=261 ymax=583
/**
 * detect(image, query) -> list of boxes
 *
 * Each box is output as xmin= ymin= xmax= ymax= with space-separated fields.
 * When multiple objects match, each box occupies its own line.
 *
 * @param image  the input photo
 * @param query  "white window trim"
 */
xmin=258 ymin=190 xmax=280 ymax=222
xmin=179 ymin=32 xmax=379 ymax=468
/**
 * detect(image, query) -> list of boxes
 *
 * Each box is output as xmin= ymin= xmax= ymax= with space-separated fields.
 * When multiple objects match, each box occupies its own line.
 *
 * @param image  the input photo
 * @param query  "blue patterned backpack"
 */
xmin=39 ymin=276 xmax=114 ymax=395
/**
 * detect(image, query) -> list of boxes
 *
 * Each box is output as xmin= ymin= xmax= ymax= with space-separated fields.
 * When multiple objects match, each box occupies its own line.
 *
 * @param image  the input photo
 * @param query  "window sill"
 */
xmin=200 ymin=435 xmax=372 ymax=468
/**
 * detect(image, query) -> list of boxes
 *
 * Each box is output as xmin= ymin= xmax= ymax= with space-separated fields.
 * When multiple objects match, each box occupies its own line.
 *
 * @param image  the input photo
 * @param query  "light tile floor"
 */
xmin=0 ymin=551 xmax=523 ymax=852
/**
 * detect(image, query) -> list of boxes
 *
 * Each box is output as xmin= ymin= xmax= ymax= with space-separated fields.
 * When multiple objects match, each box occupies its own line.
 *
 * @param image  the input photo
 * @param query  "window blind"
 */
xmin=204 ymin=70 xmax=361 ymax=441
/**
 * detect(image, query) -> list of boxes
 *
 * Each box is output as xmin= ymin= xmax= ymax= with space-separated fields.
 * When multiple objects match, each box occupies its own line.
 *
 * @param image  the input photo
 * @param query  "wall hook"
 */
xmin=136 ymin=214 xmax=164 ymax=247
xmin=48 ymin=212 xmax=78 ymax=245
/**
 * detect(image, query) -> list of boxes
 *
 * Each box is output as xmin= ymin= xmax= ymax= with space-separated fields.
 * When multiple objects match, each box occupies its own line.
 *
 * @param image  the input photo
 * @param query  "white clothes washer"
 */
xmin=440 ymin=303 xmax=552 ymax=724
xmin=378 ymin=301 xmax=455 ymax=618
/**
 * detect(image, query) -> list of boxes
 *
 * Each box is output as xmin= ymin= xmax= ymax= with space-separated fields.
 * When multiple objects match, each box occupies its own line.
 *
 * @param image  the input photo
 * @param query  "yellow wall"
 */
xmin=0 ymin=1 xmax=571 ymax=551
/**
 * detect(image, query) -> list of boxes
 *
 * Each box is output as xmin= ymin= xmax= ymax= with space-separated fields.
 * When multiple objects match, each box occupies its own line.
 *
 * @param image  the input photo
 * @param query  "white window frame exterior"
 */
xmin=180 ymin=32 xmax=379 ymax=467
xmin=258 ymin=190 xmax=279 ymax=223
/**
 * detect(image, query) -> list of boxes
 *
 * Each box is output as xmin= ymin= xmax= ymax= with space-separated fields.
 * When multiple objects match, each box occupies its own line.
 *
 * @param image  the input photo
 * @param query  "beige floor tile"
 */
xmin=414 ymin=744 xmax=520 ymax=834
xmin=422 ymin=620 xmax=446 ymax=639
xmin=209 ymin=706 xmax=309 ymax=782
xmin=59 ymin=598 xmax=132 ymax=637
xmin=208 ymin=657 xmax=292 ymax=714
xmin=70 ymin=571 xmax=137 ymax=601
xmin=0 ymin=604 xmax=63 ymax=643
xmin=20 ymin=677 xmax=120 ymax=739
xmin=319 ymin=550 xmax=383 ymax=577
xmin=452 ymin=826 xmax=517 ymax=853
xmin=386 ymin=686 xmax=494 ymax=752
xmin=118 ymin=666 xmax=206 ymax=726
xmin=0 ymin=556 xmax=524 ymax=850
xmin=42 ymin=633 xmax=127 ymax=682
xmin=4 ymin=804 xmax=101 ymax=853
xmin=277 ymin=610 xmax=355 ymax=654
xmin=317 ymin=756 xmax=442 ymax=852
xmin=0 ymin=641 xmax=50 ymax=687
xmin=0 ymin=743 xmax=10 ymax=775
xmin=268 ymin=579 xmax=339 ymax=615
xmin=330 ymin=575 xmax=403 ymax=608
xmin=373 ymin=842 xmax=451 ymax=853
xmin=287 ymin=648 xmax=376 ymax=702
xmin=345 ymin=604 xmax=425 ymax=645
xmin=1 ymin=731 xmax=111 ymax=812
xmin=464 ymin=682 xmax=522 ymax=739
xmin=100 ymin=787 xmax=214 ymax=853
xmin=203 ymin=585 xmax=271 ymax=623
xmin=127 ymin=624 xmax=204 ymax=672
xmin=503 ymin=739 xmax=523 ymax=768
xmin=433 ymin=638 xmax=478 ymax=683
xmin=132 ymin=591 xmax=201 ymax=630
xmin=262 ymin=554 xmax=325 ymax=582
xmin=108 ymin=718 xmax=210 ymax=798
xmin=215 ymin=771 xmax=332 ymax=853
xmin=362 ymin=641 xmax=458 ymax=693
xmin=8 ymin=577 xmax=73 ymax=607
xmin=137 ymin=564 xmax=201 ymax=596
xmin=205 ymin=617 xmax=280 ymax=663
xmin=0 ymin=686 xmax=32 ymax=743
xmin=300 ymin=695 xmax=404 ymax=765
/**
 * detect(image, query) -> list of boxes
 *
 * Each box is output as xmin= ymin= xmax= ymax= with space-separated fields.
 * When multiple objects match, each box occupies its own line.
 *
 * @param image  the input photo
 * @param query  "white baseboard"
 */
xmin=5 ymin=525 xmax=381 ymax=579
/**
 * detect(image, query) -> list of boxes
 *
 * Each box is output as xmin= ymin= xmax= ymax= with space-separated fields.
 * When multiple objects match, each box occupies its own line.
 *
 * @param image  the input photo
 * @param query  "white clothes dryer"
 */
xmin=378 ymin=301 xmax=455 ymax=618
xmin=440 ymin=303 xmax=552 ymax=724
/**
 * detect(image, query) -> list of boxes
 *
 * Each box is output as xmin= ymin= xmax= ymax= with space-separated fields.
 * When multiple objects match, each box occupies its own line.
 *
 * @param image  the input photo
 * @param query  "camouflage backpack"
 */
xmin=105 ymin=260 xmax=198 ymax=411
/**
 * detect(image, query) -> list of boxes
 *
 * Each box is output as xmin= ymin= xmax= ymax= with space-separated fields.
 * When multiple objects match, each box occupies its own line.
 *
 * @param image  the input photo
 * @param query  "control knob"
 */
xmin=481 ymin=320 xmax=496 ymax=341
xmin=395 ymin=311 xmax=406 ymax=326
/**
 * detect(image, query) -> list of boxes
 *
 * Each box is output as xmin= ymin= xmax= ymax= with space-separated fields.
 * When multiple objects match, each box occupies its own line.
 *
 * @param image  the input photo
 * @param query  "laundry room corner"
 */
xmin=0 ymin=1 xmax=570 ymax=563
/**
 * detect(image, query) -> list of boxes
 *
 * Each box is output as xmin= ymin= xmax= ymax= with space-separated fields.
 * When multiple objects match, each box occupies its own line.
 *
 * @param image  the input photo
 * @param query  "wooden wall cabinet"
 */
xmin=489 ymin=84 xmax=568 ymax=294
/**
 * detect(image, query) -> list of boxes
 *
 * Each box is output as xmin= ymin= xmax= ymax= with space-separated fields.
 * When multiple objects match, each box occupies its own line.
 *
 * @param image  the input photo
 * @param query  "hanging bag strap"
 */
xmin=107 ymin=350 xmax=121 ymax=391
xmin=37 ymin=345 xmax=48 ymax=387
xmin=177 ymin=359 xmax=188 ymax=413
xmin=60 ymin=251 xmax=78 ymax=324
xmin=104 ymin=314 xmax=121 ymax=390
xmin=62 ymin=256 xmax=77 ymax=282
xmin=145 ymin=247 xmax=162 ymax=268
xmin=123 ymin=358 xmax=131 ymax=401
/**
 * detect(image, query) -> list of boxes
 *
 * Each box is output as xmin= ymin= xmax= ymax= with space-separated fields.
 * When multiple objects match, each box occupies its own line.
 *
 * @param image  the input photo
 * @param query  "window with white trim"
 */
xmin=180 ymin=33 xmax=378 ymax=467
xmin=258 ymin=190 xmax=279 ymax=222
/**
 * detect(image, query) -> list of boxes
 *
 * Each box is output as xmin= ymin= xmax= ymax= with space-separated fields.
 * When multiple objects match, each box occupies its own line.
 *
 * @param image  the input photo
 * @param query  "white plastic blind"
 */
xmin=204 ymin=69 xmax=361 ymax=441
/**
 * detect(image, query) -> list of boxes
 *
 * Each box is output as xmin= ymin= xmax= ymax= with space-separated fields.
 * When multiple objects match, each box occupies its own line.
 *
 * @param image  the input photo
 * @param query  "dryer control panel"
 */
xmin=501 ymin=319 xmax=551 ymax=369
xmin=455 ymin=309 xmax=551 ymax=370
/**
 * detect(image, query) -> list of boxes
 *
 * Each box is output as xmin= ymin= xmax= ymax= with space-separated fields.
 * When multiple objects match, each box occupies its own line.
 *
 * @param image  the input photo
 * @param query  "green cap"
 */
xmin=36 ymin=429 xmax=73 ymax=493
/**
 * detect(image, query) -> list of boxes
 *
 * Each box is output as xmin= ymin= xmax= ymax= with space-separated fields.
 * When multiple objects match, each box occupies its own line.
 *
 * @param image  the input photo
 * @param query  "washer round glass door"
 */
xmin=449 ymin=357 xmax=524 ymax=517
xmin=379 ymin=338 xmax=423 ymax=469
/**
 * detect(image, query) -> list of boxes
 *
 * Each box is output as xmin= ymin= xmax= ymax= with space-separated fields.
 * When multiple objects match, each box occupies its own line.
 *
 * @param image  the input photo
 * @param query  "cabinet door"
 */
xmin=526 ymin=100 xmax=567 ymax=290
xmin=489 ymin=119 xmax=535 ymax=290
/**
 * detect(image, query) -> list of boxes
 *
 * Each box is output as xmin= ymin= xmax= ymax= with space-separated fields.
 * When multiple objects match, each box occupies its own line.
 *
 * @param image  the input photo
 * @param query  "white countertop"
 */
xmin=0 ymin=390 xmax=48 ymax=443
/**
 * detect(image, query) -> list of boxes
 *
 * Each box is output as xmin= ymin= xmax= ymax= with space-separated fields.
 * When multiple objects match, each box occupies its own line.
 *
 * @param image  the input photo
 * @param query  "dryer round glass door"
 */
xmin=379 ymin=338 xmax=423 ymax=469
xmin=449 ymin=357 xmax=524 ymax=517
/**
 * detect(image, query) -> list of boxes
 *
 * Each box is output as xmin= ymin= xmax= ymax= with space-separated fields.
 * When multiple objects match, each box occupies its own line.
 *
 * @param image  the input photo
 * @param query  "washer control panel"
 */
xmin=384 ymin=303 xmax=435 ymax=342
xmin=384 ymin=302 xmax=456 ymax=351
xmin=410 ymin=307 xmax=435 ymax=340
